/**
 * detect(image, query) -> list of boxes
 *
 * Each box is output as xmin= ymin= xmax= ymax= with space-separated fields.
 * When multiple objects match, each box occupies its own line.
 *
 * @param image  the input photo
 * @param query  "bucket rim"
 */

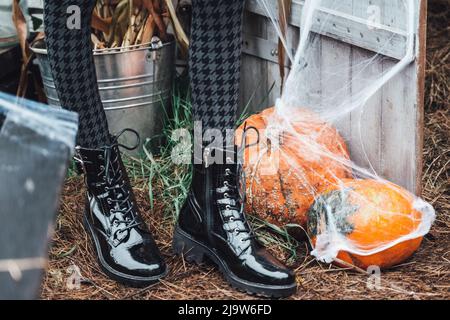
xmin=30 ymin=38 xmax=175 ymax=56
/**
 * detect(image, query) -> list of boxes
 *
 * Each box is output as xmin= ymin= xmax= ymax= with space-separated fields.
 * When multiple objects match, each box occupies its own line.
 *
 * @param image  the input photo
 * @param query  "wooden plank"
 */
xmin=319 ymin=0 xmax=353 ymax=143
xmin=267 ymin=23 xmax=283 ymax=104
xmin=414 ymin=0 xmax=427 ymax=195
xmin=266 ymin=21 xmax=300 ymax=103
xmin=349 ymin=47 xmax=384 ymax=175
xmin=243 ymin=34 xmax=280 ymax=64
xmin=240 ymin=12 xmax=270 ymax=116
xmin=349 ymin=0 xmax=383 ymax=175
xmin=242 ymin=19 xmax=299 ymax=106
xmin=320 ymin=37 xmax=352 ymax=141
xmin=289 ymin=32 xmax=322 ymax=109
xmin=27 ymin=0 xmax=44 ymax=7
xmin=246 ymin=0 xmax=409 ymax=59
xmin=380 ymin=0 xmax=420 ymax=193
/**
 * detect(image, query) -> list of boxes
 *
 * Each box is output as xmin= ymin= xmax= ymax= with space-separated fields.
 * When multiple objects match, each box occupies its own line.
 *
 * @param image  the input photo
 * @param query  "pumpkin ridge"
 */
xmin=238 ymin=106 xmax=351 ymax=228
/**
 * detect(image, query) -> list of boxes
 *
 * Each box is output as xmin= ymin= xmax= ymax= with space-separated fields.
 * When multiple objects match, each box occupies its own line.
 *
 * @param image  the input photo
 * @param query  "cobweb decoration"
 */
xmin=247 ymin=0 xmax=435 ymax=264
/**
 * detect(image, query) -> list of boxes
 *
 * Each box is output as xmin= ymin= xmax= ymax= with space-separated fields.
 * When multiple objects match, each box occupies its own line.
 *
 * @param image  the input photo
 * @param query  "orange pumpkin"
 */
xmin=236 ymin=106 xmax=351 ymax=227
xmin=307 ymin=179 xmax=424 ymax=269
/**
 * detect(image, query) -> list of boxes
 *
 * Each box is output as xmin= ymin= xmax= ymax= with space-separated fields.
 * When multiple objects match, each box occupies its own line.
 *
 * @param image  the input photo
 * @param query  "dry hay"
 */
xmin=40 ymin=1 xmax=450 ymax=300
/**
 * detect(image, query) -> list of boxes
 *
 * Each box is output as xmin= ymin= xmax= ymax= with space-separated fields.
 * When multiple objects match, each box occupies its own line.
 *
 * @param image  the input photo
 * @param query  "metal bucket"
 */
xmin=31 ymin=39 xmax=175 ymax=155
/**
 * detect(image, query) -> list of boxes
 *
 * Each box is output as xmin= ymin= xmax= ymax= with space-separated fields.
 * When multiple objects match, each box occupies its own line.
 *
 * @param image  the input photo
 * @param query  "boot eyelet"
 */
xmin=224 ymin=181 xmax=229 ymax=187
xmin=225 ymin=169 xmax=231 ymax=176
xmin=224 ymin=193 xmax=229 ymax=198
xmin=107 ymin=198 xmax=112 ymax=205
xmin=226 ymin=205 xmax=231 ymax=210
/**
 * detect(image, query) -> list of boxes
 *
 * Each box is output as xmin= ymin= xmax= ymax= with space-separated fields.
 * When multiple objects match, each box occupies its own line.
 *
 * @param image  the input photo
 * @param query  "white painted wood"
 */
xmin=320 ymin=0 xmax=352 ymax=142
xmin=320 ymin=0 xmax=352 ymax=141
xmin=246 ymin=0 xmax=409 ymax=59
xmin=349 ymin=0 xmax=383 ymax=175
xmin=26 ymin=0 xmax=44 ymax=8
xmin=380 ymin=0 xmax=420 ymax=192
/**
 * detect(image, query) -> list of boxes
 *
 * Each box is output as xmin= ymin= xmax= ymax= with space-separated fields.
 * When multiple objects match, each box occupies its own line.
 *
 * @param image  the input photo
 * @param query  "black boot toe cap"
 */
xmin=237 ymin=249 xmax=297 ymax=288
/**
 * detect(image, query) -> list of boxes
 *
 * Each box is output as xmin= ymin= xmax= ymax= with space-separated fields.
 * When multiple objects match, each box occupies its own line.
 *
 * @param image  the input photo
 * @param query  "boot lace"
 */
xmin=216 ymin=124 xmax=260 ymax=257
xmin=94 ymin=129 xmax=142 ymax=246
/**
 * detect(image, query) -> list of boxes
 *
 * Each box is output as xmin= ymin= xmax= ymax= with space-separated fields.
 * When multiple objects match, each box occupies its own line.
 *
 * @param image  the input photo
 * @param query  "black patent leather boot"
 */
xmin=173 ymin=146 xmax=297 ymax=297
xmin=75 ymin=131 xmax=167 ymax=287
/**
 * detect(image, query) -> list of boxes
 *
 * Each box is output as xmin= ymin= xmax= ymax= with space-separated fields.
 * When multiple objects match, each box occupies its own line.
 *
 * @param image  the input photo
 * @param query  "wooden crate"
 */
xmin=240 ymin=0 xmax=427 ymax=195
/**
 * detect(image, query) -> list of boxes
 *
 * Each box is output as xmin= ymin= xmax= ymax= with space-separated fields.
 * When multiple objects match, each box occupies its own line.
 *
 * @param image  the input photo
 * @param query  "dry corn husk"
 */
xmin=107 ymin=0 xmax=131 ymax=48
xmin=92 ymin=11 xmax=112 ymax=34
xmin=164 ymin=0 xmax=188 ymax=53
xmin=140 ymin=14 xmax=156 ymax=45
xmin=91 ymin=33 xmax=106 ymax=50
xmin=91 ymin=0 xmax=187 ymax=52
xmin=123 ymin=9 xmax=146 ymax=47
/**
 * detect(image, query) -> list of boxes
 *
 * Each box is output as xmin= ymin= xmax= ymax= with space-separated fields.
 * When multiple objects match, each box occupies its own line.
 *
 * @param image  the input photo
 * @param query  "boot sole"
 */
xmin=83 ymin=215 xmax=168 ymax=288
xmin=172 ymin=225 xmax=297 ymax=298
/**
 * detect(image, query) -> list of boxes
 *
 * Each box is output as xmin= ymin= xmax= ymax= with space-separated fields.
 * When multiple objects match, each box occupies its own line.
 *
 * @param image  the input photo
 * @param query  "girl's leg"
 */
xmin=43 ymin=1 xmax=167 ymax=286
xmin=189 ymin=0 xmax=244 ymax=137
xmin=175 ymin=0 xmax=297 ymax=298
xmin=44 ymin=0 xmax=110 ymax=148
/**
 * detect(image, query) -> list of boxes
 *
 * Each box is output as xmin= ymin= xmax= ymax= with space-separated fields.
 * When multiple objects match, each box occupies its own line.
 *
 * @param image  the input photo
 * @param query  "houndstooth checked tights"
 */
xmin=189 ymin=0 xmax=245 ymax=138
xmin=44 ymin=0 xmax=110 ymax=148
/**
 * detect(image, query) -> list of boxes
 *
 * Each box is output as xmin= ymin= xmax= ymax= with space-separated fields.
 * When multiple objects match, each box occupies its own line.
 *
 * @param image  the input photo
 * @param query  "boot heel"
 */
xmin=173 ymin=227 xmax=205 ymax=264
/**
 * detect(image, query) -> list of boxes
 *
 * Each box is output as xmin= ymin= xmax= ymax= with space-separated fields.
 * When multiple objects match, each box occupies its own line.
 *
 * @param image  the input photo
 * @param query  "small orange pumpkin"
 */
xmin=236 ymin=106 xmax=351 ymax=227
xmin=307 ymin=179 xmax=424 ymax=269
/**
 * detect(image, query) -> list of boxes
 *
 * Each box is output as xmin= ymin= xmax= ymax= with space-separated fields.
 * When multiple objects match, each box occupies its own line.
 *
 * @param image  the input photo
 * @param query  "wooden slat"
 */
xmin=243 ymin=34 xmax=280 ymax=64
xmin=349 ymin=47 xmax=383 ymax=175
xmin=240 ymin=12 xmax=270 ymax=116
xmin=246 ymin=0 xmax=410 ymax=59
xmin=266 ymin=19 xmax=300 ymax=101
xmin=414 ymin=0 xmax=427 ymax=195
xmin=318 ymin=0 xmax=353 ymax=142
xmin=380 ymin=0 xmax=421 ymax=193
xmin=320 ymin=0 xmax=352 ymax=142
xmin=241 ymin=12 xmax=299 ymax=111
xmin=267 ymin=24 xmax=283 ymax=102
xmin=27 ymin=0 xmax=44 ymax=7
xmin=349 ymin=0 xmax=383 ymax=175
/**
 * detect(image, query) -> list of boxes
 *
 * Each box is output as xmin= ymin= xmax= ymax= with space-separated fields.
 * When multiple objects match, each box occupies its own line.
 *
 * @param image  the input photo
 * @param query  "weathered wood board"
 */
xmin=240 ymin=0 xmax=426 ymax=195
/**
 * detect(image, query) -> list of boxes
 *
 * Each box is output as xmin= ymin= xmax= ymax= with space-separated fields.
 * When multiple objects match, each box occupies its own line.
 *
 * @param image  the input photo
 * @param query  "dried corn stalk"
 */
xmin=164 ymin=0 xmax=189 ymax=54
xmin=91 ymin=0 xmax=188 ymax=51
